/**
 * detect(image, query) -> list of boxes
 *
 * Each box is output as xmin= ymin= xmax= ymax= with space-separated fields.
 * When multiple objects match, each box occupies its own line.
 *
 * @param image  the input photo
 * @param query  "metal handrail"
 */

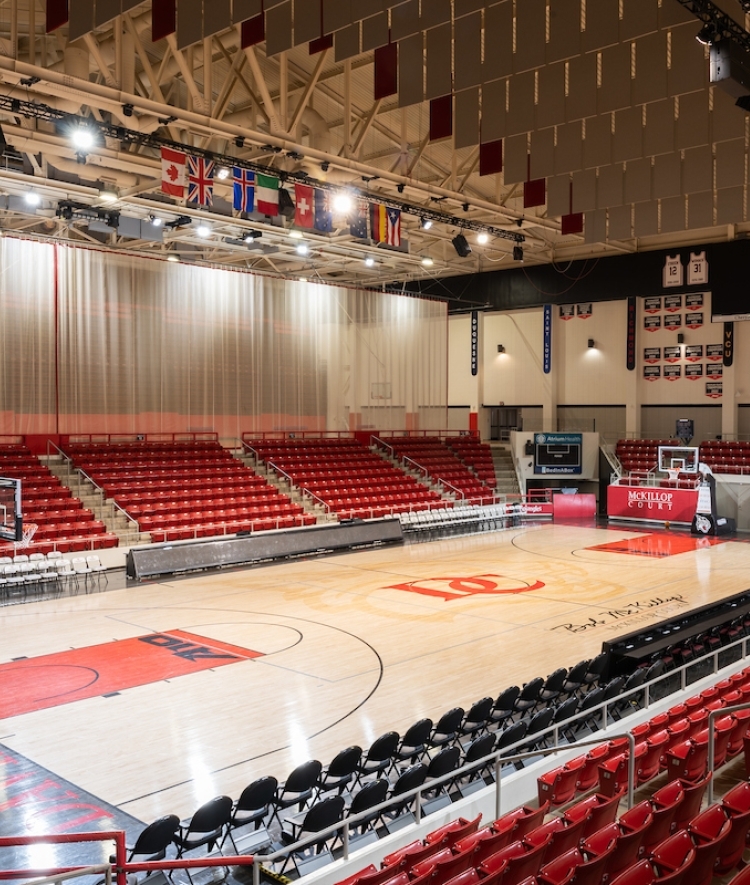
xmin=706 ymin=699 xmax=750 ymax=804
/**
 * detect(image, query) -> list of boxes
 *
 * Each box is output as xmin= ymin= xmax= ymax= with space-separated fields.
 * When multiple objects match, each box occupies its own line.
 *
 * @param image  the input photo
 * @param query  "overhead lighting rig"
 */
xmin=56 ymin=199 xmax=119 ymax=227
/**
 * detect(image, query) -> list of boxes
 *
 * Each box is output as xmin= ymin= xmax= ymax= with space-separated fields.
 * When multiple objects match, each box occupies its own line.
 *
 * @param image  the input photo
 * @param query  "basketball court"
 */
xmin=2 ymin=520 xmax=749 ymax=838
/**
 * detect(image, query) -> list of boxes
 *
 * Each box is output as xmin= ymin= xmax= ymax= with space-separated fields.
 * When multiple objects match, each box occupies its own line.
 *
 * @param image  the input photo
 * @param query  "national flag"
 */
xmin=370 ymin=203 xmax=387 ymax=242
xmin=314 ymin=189 xmax=333 ymax=232
xmin=188 ymin=155 xmax=214 ymax=207
xmin=233 ymin=167 xmax=255 ymax=212
xmin=350 ymin=199 xmax=368 ymax=239
xmin=294 ymin=183 xmax=314 ymax=228
xmin=161 ymin=147 xmax=186 ymax=198
xmin=256 ymin=173 xmax=279 ymax=216
xmin=386 ymin=207 xmax=401 ymax=247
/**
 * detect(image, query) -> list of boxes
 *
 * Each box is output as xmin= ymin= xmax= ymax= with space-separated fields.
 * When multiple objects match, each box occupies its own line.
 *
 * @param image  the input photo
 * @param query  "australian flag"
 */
xmin=233 ymin=167 xmax=255 ymax=213
xmin=314 ymin=189 xmax=333 ymax=232
xmin=349 ymin=199 xmax=368 ymax=239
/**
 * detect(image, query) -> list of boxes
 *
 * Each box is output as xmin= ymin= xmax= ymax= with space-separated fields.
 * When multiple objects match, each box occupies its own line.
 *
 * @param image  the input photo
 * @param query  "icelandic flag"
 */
xmin=233 ymin=168 xmax=255 ymax=213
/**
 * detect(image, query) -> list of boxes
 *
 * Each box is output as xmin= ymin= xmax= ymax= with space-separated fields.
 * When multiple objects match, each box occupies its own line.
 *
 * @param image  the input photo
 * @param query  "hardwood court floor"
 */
xmin=1 ymin=522 xmax=749 ymax=827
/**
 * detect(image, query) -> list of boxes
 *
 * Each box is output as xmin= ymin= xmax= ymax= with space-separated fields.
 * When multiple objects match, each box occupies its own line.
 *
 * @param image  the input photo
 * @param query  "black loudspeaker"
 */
xmin=452 ymin=233 xmax=472 ymax=257
xmin=677 ymin=333 xmax=685 ymax=344
xmin=278 ymin=187 xmax=295 ymax=219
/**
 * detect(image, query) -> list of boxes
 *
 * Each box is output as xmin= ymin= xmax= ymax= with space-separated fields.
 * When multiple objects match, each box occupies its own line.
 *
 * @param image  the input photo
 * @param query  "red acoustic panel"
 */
xmin=310 ymin=33 xmax=334 ymax=54
xmin=152 ymin=0 xmax=176 ymax=41
xmin=430 ymin=94 xmax=453 ymax=141
xmin=241 ymin=12 xmax=266 ymax=48
xmin=479 ymin=139 xmax=503 ymax=175
xmin=524 ymin=177 xmax=546 ymax=208
xmin=374 ymin=41 xmax=398 ymax=100
xmin=561 ymin=212 xmax=584 ymax=235
xmin=46 ymin=0 xmax=69 ymax=32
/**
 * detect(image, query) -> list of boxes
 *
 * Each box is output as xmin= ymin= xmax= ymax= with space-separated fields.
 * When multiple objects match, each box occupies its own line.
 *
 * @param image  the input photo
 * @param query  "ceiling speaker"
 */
xmin=452 ymin=233 xmax=472 ymax=257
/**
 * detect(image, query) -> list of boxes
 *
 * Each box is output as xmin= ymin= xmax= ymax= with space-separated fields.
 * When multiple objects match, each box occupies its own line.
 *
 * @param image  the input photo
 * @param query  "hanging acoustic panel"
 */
xmin=536 ymin=63 xmax=567 ymax=129
xmin=547 ymin=0 xmax=581 ymax=62
xmin=715 ymin=139 xmax=745 ymax=190
xmin=454 ymin=13 xmax=482 ymax=91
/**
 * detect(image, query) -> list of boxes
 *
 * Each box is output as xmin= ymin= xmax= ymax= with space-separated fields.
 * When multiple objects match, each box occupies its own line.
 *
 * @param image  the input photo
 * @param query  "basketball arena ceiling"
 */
xmin=0 ymin=0 xmax=749 ymax=296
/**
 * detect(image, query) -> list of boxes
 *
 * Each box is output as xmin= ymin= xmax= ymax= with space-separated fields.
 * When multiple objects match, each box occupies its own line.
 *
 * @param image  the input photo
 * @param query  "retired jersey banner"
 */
xmin=685 ymin=363 xmax=703 ymax=380
xmin=543 ymin=304 xmax=552 ymax=374
xmin=626 ymin=296 xmax=636 ymax=371
xmin=471 ymin=310 xmax=478 ymax=377
xmin=706 ymin=343 xmax=723 ymax=361
xmin=724 ymin=322 xmax=734 ymax=366
xmin=644 ymin=347 xmax=661 ymax=363
xmin=664 ymin=314 xmax=682 ymax=329
xmin=685 ymin=292 xmax=704 ymax=309
xmin=685 ymin=344 xmax=703 ymax=362
xmin=644 ymin=365 xmax=661 ymax=381
xmin=685 ymin=312 xmax=703 ymax=329
xmin=664 ymin=365 xmax=681 ymax=381
xmin=706 ymin=363 xmax=723 ymax=380
xmin=664 ymin=346 xmax=681 ymax=362
xmin=664 ymin=294 xmax=682 ymax=312
xmin=644 ymin=296 xmax=662 ymax=313
xmin=706 ymin=382 xmax=723 ymax=399
xmin=645 ymin=315 xmax=662 ymax=332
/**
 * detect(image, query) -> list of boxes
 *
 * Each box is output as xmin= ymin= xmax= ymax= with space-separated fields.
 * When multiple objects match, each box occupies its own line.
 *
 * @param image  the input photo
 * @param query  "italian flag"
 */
xmin=256 ymin=174 xmax=279 ymax=216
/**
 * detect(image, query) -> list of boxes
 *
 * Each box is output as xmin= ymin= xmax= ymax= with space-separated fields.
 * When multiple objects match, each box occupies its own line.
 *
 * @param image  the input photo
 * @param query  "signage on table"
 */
xmin=664 ymin=314 xmax=682 ymax=330
xmin=663 ymin=346 xmax=681 ymax=363
xmin=644 ymin=365 xmax=661 ymax=381
xmin=685 ymin=312 xmax=703 ymax=329
xmin=644 ymin=347 xmax=661 ymax=363
xmin=685 ymin=363 xmax=703 ymax=380
xmin=664 ymin=365 xmax=681 ymax=381
xmin=685 ymin=291 xmax=705 ymax=309
xmin=644 ymin=315 xmax=662 ymax=332
xmin=684 ymin=344 xmax=703 ymax=362
xmin=644 ymin=296 xmax=662 ymax=313
xmin=706 ymin=343 xmax=723 ymax=361
xmin=706 ymin=382 xmax=723 ymax=399
xmin=706 ymin=364 xmax=723 ymax=380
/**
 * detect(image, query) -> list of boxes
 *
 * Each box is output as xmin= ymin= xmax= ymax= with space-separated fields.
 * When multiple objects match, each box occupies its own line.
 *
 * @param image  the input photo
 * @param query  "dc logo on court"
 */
xmin=386 ymin=574 xmax=545 ymax=601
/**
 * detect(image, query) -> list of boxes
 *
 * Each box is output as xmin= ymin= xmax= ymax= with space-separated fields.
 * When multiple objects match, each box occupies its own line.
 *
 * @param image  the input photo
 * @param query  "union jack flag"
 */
xmin=188 ymin=156 xmax=214 ymax=207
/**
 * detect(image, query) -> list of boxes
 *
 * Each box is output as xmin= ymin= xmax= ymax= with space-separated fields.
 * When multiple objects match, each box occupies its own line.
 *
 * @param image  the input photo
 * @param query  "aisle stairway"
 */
xmin=490 ymin=443 xmax=520 ymax=497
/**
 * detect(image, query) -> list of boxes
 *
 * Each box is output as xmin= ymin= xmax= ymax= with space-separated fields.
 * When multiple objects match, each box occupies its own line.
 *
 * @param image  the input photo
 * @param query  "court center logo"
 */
xmin=385 ymin=573 xmax=545 ymax=601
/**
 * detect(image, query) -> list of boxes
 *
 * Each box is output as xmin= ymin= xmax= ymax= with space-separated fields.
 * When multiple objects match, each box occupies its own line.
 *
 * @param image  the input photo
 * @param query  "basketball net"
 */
xmin=15 ymin=523 xmax=38 ymax=550
xmin=665 ymin=469 xmax=680 ymax=485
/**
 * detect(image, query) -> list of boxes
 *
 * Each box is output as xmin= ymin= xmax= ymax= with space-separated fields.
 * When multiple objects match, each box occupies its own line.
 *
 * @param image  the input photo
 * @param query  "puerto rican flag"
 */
xmin=386 ymin=207 xmax=401 ymax=247
xmin=161 ymin=147 xmax=186 ymax=198
xmin=188 ymin=156 xmax=214 ymax=207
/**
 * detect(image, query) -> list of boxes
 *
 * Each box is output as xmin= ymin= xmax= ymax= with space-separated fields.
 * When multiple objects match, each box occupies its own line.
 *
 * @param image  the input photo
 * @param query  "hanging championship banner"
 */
xmin=706 ymin=363 xmax=723 ymax=380
xmin=644 ymin=315 xmax=662 ymax=332
xmin=559 ymin=304 xmax=575 ymax=320
xmin=664 ymin=294 xmax=682 ymax=312
xmin=684 ymin=344 xmax=703 ymax=362
xmin=706 ymin=382 xmax=723 ymax=399
xmin=664 ymin=314 xmax=682 ymax=330
xmin=685 ymin=312 xmax=703 ymax=329
xmin=543 ymin=305 xmax=552 ymax=374
xmin=685 ymin=292 xmax=704 ymax=309
xmin=685 ymin=364 xmax=704 ymax=380
xmin=644 ymin=365 xmax=661 ymax=381
xmin=664 ymin=365 xmax=681 ymax=381
xmin=644 ymin=296 xmax=662 ymax=313
xmin=724 ymin=322 xmax=734 ymax=366
xmin=644 ymin=347 xmax=661 ymax=364
xmin=664 ymin=346 xmax=681 ymax=362
xmin=470 ymin=310 xmax=479 ymax=376
xmin=577 ymin=302 xmax=592 ymax=319
xmin=626 ymin=296 xmax=636 ymax=370
xmin=706 ymin=344 xmax=723 ymax=361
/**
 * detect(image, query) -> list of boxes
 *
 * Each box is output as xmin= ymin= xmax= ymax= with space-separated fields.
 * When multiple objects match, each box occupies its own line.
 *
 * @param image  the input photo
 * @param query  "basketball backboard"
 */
xmin=657 ymin=446 xmax=699 ymax=475
xmin=0 ymin=478 xmax=22 ymax=542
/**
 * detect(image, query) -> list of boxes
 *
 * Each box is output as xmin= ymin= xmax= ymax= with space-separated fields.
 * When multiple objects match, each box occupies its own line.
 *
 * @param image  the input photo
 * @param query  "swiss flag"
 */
xmin=161 ymin=147 xmax=186 ymax=198
xmin=295 ymin=184 xmax=314 ymax=228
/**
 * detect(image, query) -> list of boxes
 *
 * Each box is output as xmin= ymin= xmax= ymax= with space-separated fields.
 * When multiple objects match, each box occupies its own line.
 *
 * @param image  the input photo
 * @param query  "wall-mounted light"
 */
xmin=588 ymin=338 xmax=595 ymax=348
xmin=497 ymin=345 xmax=506 ymax=353
xmin=677 ymin=333 xmax=685 ymax=344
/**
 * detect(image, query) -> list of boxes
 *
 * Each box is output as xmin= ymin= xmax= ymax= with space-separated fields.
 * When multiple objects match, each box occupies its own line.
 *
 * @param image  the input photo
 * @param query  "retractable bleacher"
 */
xmin=699 ymin=440 xmax=750 ymax=476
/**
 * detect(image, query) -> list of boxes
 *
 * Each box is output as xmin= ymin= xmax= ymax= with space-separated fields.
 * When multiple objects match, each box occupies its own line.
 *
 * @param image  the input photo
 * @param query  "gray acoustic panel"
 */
xmin=712 ymin=88 xmax=746 ymax=143
xmin=454 ymin=0 xmax=485 ymax=14
xmin=122 ymin=0 xmax=141 ymax=11
xmin=264 ymin=0 xmax=287 ymax=6
xmin=530 ymin=127 xmax=555 ymax=179
xmin=323 ymin=0 xmax=352 ymax=32
xmin=572 ymin=168 xmax=597 ymax=212
xmin=632 ymin=32 xmax=667 ymax=105
xmin=514 ymin=0 xmax=546 ymax=73
xmin=398 ymin=32 xmax=423 ymax=107
xmin=613 ymin=107 xmax=644 ymax=162
xmin=335 ymin=22 xmax=361 ymax=61
xmin=95 ymin=0 xmax=120 ymax=27
xmin=126 ymin=520 xmax=404 ymax=580
xmin=658 ymin=0 xmax=694 ymax=26
xmin=480 ymin=79 xmax=506 ymax=142
xmin=668 ymin=24 xmax=708 ymax=97
xmin=634 ymin=200 xmax=658 ymax=236
xmin=295 ymin=0 xmax=322 ymax=45
xmin=536 ymin=63 xmax=566 ymax=129
xmin=352 ymin=0 xmax=384 ymax=18
xmin=455 ymin=87 xmax=480 ymax=149
xmin=266 ymin=1 xmax=293 ymax=55
xmin=426 ymin=22 xmax=452 ymax=100
xmin=597 ymin=164 xmax=624 ymax=208
xmin=583 ymin=0 xmax=619 ymax=53
xmin=566 ymin=53 xmax=598 ymax=121
xmin=717 ymin=186 xmax=744 ymax=224
xmin=682 ymin=145 xmax=713 ymax=194
xmin=177 ymin=0 xmax=203 ymax=48
xmin=390 ymin=0 xmax=419 ymax=40
xmin=483 ymin=2 xmax=513 ymax=82
xmin=643 ymin=99 xmax=675 ymax=156
xmin=547 ymin=174 xmax=571 ymax=216
xmin=362 ymin=11 xmax=389 ymax=50
xmin=608 ymin=204 xmax=632 ymax=240
xmin=420 ymin=0 xmax=451 ymax=29
xmin=625 ymin=157 xmax=652 ymax=203
xmin=547 ymin=0 xmax=581 ymax=63
xmin=715 ymin=139 xmax=745 ymax=190
xmin=688 ymin=191 xmax=714 ymax=229
xmin=506 ymin=71 xmax=535 ymax=136
xmin=653 ymin=153 xmax=681 ymax=199
xmin=584 ymin=209 xmax=606 ymax=244
xmin=676 ymin=91 xmax=709 ymax=150
xmin=599 ymin=43 xmax=632 ymax=112
xmin=503 ymin=134 xmax=529 ymax=185
xmin=234 ymin=0 xmax=263 ymax=20
xmin=69 ymin=0 xmax=95 ymax=41
xmin=584 ymin=114 xmax=612 ymax=169
xmin=620 ymin=0 xmax=658 ymax=40
xmin=454 ymin=13 xmax=482 ymax=91
xmin=204 ymin=0 xmax=231 ymax=37
xmin=660 ymin=195 xmax=685 ymax=232
xmin=555 ymin=121 xmax=584 ymax=174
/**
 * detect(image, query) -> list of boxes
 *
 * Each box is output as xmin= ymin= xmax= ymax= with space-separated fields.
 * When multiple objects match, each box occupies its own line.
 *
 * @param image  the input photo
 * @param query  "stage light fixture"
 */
xmin=497 ymin=345 xmax=505 ymax=353
xmin=166 ymin=253 xmax=179 ymax=262
xmin=99 ymin=189 xmax=118 ymax=203
xmin=696 ymin=23 xmax=719 ymax=45
xmin=320 ymin=161 xmax=330 ymax=172
xmin=452 ymin=233 xmax=472 ymax=257
xmin=235 ymin=136 xmax=245 ymax=148
xmin=513 ymin=245 xmax=524 ymax=262
xmin=25 ymin=191 xmax=41 ymax=207
xmin=296 ymin=243 xmax=309 ymax=256
xmin=365 ymin=256 xmax=375 ymax=267
xmin=195 ymin=224 xmax=211 ymax=237
xmin=397 ymin=183 xmax=405 ymax=193
xmin=149 ymin=214 xmax=163 ymax=226
xmin=477 ymin=232 xmax=489 ymax=244
xmin=216 ymin=167 xmax=230 ymax=180
xmin=122 ymin=103 xmax=134 ymax=117
xmin=420 ymin=217 xmax=433 ymax=230
xmin=421 ymin=256 xmax=434 ymax=267
xmin=588 ymin=339 xmax=595 ymax=349
xmin=333 ymin=192 xmax=353 ymax=214
xmin=71 ymin=126 xmax=95 ymax=150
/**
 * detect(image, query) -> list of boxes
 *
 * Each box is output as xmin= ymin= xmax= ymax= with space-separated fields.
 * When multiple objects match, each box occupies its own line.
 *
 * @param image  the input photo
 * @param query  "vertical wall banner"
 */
xmin=470 ymin=310 xmax=478 ymax=377
xmin=543 ymin=304 xmax=552 ymax=374
xmin=724 ymin=322 xmax=734 ymax=366
xmin=626 ymin=296 xmax=636 ymax=370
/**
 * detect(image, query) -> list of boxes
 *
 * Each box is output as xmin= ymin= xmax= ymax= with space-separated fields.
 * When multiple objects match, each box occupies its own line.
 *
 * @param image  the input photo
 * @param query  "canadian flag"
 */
xmin=161 ymin=147 xmax=186 ymax=198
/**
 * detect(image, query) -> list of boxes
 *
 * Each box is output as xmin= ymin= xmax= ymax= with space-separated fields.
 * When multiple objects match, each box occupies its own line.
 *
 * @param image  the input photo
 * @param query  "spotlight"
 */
xmin=320 ymin=161 xmax=330 ymax=172
xmin=588 ymin=339 xmax=595 ymax=349
xmin=289 ymin=230 xmax=303 ymax=239
xmin=397 ymin=183 xmax=405 ymax=193
xmin=462 ymin=202 xmax=470 ymax=212
xmin=365 ymin=256 xmax=375 ymax=267
xmin=149 ymin=214 xmax=163 ymax=226
xmin=452 ymin=233 xmax=472 ymax=257
xmin=158 ymin=114 xmax=178 ymax=125
xmin=421 ymin=256 xmax=434 ymax=267
xmin=513 ymin=245 xmax=524 ymax=262
xmin=235 ymin=136 xmax=245 ymax=148
xmin=420 ymin=217 xmax=433 ymax=230
xmin=477 ymin=232 xmax=489 ymax=244
xmin=216 ymin=167 xmax=230 ymax=180
xmin=696 ymin=23 xmax=719 ymax=45
xmin=287 ymin=150 xmax=304 ymax=161
xmin=166 ymin=253 xmax=179 ymax=262
xmin=20 ymin=75 xmax=40 ymax=86
xmin=333 ymin=192 xmax=352 ymax=214
xmin=99 ymin=189 xmax=118 ymax=203
xmin=122 ymin=103 xmax=134 ymax=117
xmin=497 ymin=345 xmax=505 ymax=353
xmin=244 ymin=231 xmax=262 ymax=243
xmin=25 ymin=191 xmax=41 ymax=207
xmin=195 ymin=224 xmax=211 ymax=237
xmin=71 ymin=125 xmax=95 ymax=150
xmin=296 ymin=243 xmax=309 ymax=256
